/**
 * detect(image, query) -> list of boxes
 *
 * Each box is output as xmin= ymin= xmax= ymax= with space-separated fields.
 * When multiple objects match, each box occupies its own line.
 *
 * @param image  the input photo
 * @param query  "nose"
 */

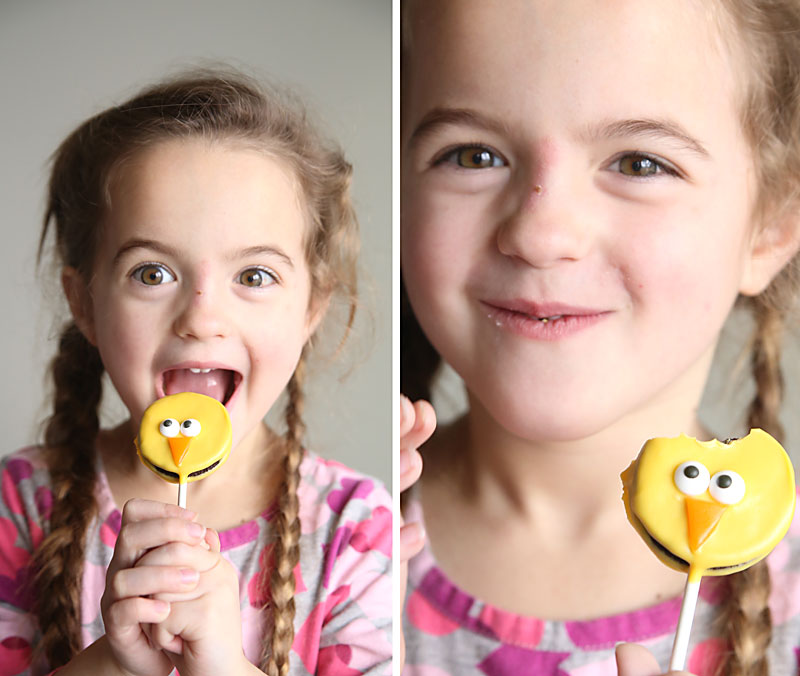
xmin=496 ymin=174 xmax=595 ymax=268
xmin=172 ymin=273 xmax=229 ymax=340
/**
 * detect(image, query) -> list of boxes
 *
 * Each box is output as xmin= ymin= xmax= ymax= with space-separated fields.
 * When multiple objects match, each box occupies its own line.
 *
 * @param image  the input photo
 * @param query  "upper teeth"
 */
xmin=533 ymin=315 xmax=562 ymax=323
xmin=189 ymin=368 xmax=213 ymax=374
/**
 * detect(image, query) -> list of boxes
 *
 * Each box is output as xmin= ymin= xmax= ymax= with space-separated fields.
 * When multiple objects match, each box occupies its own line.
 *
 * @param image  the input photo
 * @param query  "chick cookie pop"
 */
xmin=621 ymin=429 xmax=796 ymax=671
xmin=136 ymin=392 xmax=233 ymax=508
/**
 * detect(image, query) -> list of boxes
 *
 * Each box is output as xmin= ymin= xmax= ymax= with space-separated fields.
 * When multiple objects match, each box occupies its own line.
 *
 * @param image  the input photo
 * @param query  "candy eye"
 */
xmin=181 ymin=419 xmax=201 ymax=437
xmin=709 ymin=470 xmax=745 ymax=505
xmin=674 ymin=461 xmax=710 ymax=496
xmin=159 ymin=418 xmax=180 ymax=438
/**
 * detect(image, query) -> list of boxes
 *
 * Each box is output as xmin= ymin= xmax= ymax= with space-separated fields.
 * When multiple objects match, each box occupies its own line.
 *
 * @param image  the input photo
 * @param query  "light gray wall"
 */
xmin=0 ymin=0 xmax=391 ymax=486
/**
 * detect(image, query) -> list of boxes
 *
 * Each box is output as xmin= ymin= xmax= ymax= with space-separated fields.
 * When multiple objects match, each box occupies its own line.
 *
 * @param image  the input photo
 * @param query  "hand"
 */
xmin=101 ymin=499 xmax=208 ymax=676
xmin=140 ymin=528 xmax=251 ymax=676
xmin=615 ymin=643 xmax=696 ymax=676
xmin=399 ymin=394 xmax=436 ymax=670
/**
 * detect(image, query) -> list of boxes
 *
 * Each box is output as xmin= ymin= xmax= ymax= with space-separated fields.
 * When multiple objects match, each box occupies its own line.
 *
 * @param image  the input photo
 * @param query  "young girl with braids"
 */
xmin=0 ymin=71 xmax=391 ymax=676
xmin=400 ymin=1 xmax=800 ymax=674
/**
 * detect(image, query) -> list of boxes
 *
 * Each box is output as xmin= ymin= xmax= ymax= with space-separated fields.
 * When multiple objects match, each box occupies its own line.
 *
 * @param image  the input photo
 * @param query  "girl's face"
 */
xmin=70 ymin=139 xmax=319 ymax=448
xmin=402 ymin=0 xmax=781 ymax=441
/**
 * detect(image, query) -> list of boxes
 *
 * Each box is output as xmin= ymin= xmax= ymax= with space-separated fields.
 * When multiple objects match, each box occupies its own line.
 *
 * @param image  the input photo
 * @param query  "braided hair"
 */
xmin=35 ymin=69 xmax=359 ymax=671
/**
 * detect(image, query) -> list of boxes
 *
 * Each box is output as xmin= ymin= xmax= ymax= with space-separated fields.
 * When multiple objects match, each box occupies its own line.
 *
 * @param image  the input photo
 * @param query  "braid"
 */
xmin=262 ymin=357 xmax=306 ymax=676
xmin=718 ymin=298 xmax=784 ymax=676
xmin=31 ymin=323 xmax=103 ymax=668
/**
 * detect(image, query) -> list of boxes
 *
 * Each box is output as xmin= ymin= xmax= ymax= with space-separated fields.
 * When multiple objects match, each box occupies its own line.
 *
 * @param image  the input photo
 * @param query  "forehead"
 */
xmin=403 ymin=0 xmax=741 ymax=143
xmin=102 ymin=138 xmax=307 ymax=248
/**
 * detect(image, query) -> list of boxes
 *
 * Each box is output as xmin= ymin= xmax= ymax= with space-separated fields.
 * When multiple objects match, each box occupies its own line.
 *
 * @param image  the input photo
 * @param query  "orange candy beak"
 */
xmin=168 ymin=435 xmax=191 ymax=466
xmin=685 ymin=497 xmax=727 ymax=551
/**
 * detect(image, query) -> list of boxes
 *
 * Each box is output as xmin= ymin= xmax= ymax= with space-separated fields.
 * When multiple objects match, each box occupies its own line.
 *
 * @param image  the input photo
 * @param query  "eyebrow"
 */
xmin=112 ymin=239 xmax=294 ymax=269
xmin=113 ymin=239 xmax=177 ymax=267
xmin=583 ymin=118 xmax=711 ymax=159
xmin=407 ymin=107 xmax=512 ymax=149
xmin=238 ymin=245 xmax=294 ymax=269
xmin=407 ymin=107 xmax=711 ymax=160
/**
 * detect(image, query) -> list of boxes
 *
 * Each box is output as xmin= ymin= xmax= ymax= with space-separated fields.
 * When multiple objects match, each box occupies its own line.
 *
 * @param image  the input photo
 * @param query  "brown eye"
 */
xmin=618 ymin=155 xmax=660 ymax=177
xmin=133 ymin=264 xmax=175 ymax=286
xmin=238 ymin=268 xmax=276 ymax=288
xmin=440 ymin=146 xmax=505 ymax=169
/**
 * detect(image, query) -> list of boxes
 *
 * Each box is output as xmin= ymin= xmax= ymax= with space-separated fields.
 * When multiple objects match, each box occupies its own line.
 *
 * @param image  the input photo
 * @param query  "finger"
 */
xmin=149 ymin=622 xmax=184 ymax=654
xmin=400 ymin=446 xmax=423 ymax=493
xmin=614 ymin=643 xmax=664 ymax=676
xmin=109 ymin=565 xmax=199 ymax=600
xmin=106 ymin=596 xmax=171 ymax=630
xmin=135 ymin=541 xmax=220 ymax=572
xmin=400 ymin=394 xmax=416 ymax=437
xmin=205 ymin=528 xmax=221 ymax=553
xmin=112 ymin=518 xmax=207 ymax=571
xmin=401 ymin=399 xmax=436 ymax=452
xmin=121 ymin=498 xmax=196 ymax=525
xmin=400 ymin=521 xmax=425 ymax=563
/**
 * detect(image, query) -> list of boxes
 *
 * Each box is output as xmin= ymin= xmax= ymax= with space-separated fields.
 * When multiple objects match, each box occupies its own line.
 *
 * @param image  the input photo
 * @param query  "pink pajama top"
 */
xmin=403 ymin=491 xmax=800 ymax=675
xmin=0 ymin=446 xmax=392 ymax=676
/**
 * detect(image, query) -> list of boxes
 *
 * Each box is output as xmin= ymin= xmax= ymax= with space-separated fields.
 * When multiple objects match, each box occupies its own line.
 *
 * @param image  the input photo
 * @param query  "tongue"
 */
xmin=164 ymin=369 xmax=230 ymax=402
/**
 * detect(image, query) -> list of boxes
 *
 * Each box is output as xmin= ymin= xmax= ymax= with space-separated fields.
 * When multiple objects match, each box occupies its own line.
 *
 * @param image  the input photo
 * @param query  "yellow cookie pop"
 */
xmin=136 ymin=392 xmax=233 ymax=508
xmin=621 ymin=429 xmax=796 ymax=670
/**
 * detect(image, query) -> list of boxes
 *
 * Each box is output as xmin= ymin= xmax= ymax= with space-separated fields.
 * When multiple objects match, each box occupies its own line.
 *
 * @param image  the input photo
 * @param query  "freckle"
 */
xmin=196 ymin=290 xmax=203 ymax=296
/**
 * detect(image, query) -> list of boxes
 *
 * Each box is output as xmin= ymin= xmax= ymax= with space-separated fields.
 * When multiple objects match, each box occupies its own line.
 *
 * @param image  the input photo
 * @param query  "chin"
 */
xmin=473 ymin=384 xmax=629 ymax=444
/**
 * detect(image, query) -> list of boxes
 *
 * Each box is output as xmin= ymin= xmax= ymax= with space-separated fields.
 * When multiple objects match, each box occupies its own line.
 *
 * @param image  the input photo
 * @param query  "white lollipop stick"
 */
xmin=669 ymin=576 xmax=701 ymax=671
xmin=178 ymin=482 xmax=187 ymax=509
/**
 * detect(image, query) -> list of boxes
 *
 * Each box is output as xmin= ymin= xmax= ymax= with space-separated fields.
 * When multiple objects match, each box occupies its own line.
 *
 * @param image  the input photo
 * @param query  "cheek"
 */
xmin=620 ymin=203 xmax=748 ymax=320
xmin=402 ymin=184 xmax=488 ymax=296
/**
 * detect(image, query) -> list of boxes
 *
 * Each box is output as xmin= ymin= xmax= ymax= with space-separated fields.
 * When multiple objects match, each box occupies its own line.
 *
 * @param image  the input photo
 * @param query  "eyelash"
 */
xmin=432 ymin=145 xmax=681 ymax=181
xmin=608 ymin=151 xmax=682 ymax=179
xmin=237 ymin=266 xmax=280 ymax=288
xmin=131 ymin=262 xmax=176 ymax=286
xmin=433 ymin=144 xmax=507 ymax=169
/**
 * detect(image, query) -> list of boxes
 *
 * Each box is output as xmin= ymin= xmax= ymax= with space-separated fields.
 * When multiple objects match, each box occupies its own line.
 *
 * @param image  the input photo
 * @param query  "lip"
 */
xmin=481 ymin=299 xmax=611 ymax=341
xmin=156 ymin=361 xmax=243 ymax=408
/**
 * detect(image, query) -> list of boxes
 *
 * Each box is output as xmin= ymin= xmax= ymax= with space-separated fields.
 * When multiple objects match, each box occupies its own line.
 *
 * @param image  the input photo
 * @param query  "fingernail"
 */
xmin=400 ymin=394 xmax=413 ymax=420
xmin=180 ymin=568 xmax=199 ymax=584
xmin=188 ymin=522 xmax=205 ymax=538
xmin=412 ymin=403 xmax=427 ymax=432
xmin=153 ymin=599 xmax=170 ymax=615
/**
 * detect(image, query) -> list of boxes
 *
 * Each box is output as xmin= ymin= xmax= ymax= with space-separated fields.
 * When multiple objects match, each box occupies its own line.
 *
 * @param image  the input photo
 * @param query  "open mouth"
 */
xmin=162 ymin=368 xmax=241 ymax=406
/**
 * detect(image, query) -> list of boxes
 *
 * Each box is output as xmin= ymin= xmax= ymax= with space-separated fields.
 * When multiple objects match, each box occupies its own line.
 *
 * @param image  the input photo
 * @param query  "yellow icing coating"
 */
xmin=136 ymin=392 xmax=232 ymax=485
xmin=621 ymin=429 xmax=796 ymax=582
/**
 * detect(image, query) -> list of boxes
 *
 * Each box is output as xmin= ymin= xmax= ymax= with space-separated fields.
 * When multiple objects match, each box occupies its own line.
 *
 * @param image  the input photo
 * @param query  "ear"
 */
xmin=303 ymin=291 xmax=332 ymax=342
xmin=739 ymin=210 xmax=800 ymax=296
xmin=61 ymin=267 xmax=97 ymax=345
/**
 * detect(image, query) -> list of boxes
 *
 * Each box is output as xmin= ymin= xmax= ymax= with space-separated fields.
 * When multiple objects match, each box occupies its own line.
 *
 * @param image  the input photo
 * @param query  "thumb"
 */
xmin=615 ymin=643 xmax=662 ymax=676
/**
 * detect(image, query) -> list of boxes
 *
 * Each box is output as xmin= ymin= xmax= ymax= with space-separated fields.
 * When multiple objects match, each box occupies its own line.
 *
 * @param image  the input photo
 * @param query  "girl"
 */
xmin=400 ymin=1 xmax=800 ymax=675
xmin=0 ymin=71 xmax=391 ymax=676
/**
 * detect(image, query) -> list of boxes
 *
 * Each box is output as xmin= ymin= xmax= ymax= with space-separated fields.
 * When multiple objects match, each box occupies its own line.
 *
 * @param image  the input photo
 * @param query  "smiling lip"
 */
xmin=481 ymin=299 xmax=611 ymax=341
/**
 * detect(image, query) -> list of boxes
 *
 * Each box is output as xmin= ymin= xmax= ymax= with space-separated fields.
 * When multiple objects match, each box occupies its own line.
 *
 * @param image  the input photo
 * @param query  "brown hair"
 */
xmin=400 ymin=1 xmax=800 ymax=674
xmin=35 ymin=69 xmax=359 ymax=675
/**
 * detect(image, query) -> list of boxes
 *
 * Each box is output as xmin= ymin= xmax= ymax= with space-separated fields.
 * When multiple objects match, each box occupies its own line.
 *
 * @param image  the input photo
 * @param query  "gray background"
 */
xmin=0 ymin=0 xmax=391 ymax=487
